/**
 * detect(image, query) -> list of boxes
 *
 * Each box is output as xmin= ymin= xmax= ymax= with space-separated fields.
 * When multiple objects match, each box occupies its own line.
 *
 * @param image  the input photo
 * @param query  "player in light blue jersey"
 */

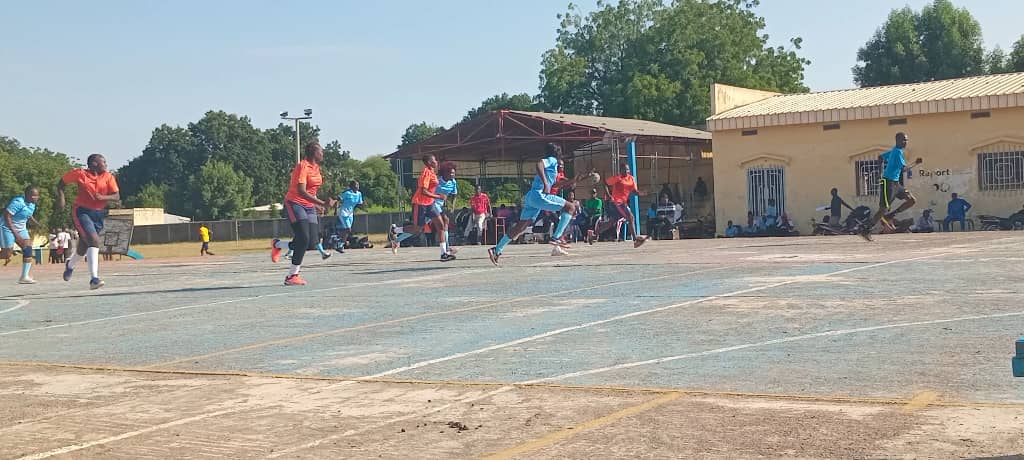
xmin=1 ymin=186 xmax=41 ymax=284
xmin=434 ymin=162 xmax=459 ymax=262
xmin=334 ymin=180 xmax=364 ymax=253
xmin=860 ymin=132 xmax=922 ymax=241
xmin=488 ymin=144 xmax=590 ymax=266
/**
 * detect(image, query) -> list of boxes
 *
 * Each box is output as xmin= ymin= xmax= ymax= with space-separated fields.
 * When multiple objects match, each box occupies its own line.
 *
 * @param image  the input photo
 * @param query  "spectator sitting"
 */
xmin=583 ymin=188 xmax=603 ymax=233
xmin=743 ymin=211 xmax=762 ymax=235
xmin=763 ymin=199 xmax=779 ymax=228
xmin=651 ymin=194 xmax=681 ymax=240
xmin=913 ymin=209 xmax=936 ymax=233
xmin=778 ymin=212 xmax=795 ymax=234
xmin=942 ymin=193 xmax=972 ymax=231
xmin=725 ymin=220 xmax=742 ymax=238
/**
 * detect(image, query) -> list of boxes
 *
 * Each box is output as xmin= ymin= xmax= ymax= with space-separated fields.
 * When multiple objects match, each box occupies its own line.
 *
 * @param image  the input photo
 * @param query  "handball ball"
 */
xmin=588 ymin=171 xmax=601 ymax=185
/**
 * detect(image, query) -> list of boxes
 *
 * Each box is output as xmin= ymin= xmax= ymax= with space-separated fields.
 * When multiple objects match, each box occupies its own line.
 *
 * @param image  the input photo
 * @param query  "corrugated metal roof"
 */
xmin=511 ymin=111 xmax=712 ymax=140
xmin=708 ymin=72 xmax=1024 ymax=131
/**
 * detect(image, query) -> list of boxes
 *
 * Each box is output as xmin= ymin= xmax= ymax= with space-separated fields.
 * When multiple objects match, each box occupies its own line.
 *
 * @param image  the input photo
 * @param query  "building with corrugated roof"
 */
xmin=707 ymin=72 xmax=1024 ymax=234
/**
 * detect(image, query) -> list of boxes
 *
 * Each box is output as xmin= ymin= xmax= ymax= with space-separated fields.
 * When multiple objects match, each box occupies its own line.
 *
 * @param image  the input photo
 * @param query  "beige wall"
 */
xmin=712 ymin=107 xmax=1024 ymax=234
xmin=711 ymin=83 xmax=780 ymax=116
xmin=108 ymin=208 xmax=166 ymax=226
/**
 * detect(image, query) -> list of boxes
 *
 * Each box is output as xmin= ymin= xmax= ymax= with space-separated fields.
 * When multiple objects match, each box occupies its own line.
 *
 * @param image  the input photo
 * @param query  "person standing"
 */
xmin=56 ymin=228 xmax=71 ymax=263
xmin=943 ymin=193 xmax=972 ymax=232
xmin=336 ymin=180 xmax=364 ymax=253
xmin=1 ymin=186 xmax=41 ymax=283
xmin=58 ymin=155 xmax=120 ymax=289
xmin=48 ymin=228 xmax=60 ymax=264
xmin=199 ymin=224 xmax=215 ymax=256
xmin=588 ymin=162 xmax=649 ymax=248
xmin=270 ymin=142 xmax=331 ymax=286
xmin=465 ymin=185 xmax=491 ymax=244
xmin=828 ymin=188 xmax=854 ymax=228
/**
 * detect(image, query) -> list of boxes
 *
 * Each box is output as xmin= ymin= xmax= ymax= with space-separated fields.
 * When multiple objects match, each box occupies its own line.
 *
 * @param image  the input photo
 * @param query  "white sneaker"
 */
xmin=18 ymin=276 xmax=36 ymax=284
xmin=551 ymin=246 xmax=569 ymax=256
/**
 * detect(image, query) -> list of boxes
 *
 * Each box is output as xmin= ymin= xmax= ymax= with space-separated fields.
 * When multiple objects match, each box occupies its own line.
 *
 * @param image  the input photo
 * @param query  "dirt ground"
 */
xmin=2 ymin=364 xmax=1022 ymax=459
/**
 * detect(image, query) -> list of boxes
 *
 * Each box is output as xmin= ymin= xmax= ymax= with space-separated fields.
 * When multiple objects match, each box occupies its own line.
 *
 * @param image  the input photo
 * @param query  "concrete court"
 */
xmin=1 ymin=232 xmax=1023 ymax=459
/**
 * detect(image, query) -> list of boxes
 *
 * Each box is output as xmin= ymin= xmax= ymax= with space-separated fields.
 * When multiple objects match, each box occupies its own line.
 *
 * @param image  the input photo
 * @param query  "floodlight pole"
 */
xmin=281 ymin=114 xmax=313 ymax=163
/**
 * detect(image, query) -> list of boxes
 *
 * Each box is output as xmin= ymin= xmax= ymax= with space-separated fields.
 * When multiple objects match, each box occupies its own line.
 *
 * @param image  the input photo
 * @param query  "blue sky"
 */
xmin=2 ymin=0 xmax=1022 ymax=167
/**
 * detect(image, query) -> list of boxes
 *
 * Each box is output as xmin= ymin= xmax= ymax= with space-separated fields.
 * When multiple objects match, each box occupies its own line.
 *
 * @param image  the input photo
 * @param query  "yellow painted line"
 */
xmin=903 ymin=390 xmax=939 ymax=412
xmin=2 ymin=361 xmax=1023 ymax=409
xmin=482 ymin=392 xmax=682 ymax=460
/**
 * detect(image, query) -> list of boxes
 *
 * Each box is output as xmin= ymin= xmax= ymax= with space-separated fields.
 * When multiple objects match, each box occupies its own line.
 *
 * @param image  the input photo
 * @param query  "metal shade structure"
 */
xmin=384 ymin=110 xmax=711 ymax=162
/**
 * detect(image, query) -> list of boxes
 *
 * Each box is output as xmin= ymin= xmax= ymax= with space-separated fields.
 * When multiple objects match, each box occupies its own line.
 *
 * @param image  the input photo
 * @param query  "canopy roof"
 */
xmin=385 ymin=110 xmax=710 ymax=162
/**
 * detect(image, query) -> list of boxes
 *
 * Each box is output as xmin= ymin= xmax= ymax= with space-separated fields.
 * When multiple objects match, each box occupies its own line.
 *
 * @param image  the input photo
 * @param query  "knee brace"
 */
xmin=21 ymin=245 xmax=34 ymax=261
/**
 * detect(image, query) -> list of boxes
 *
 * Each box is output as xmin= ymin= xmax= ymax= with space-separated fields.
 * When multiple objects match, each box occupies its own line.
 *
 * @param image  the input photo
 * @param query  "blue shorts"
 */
xmin=338 ymin=214 xmax=354 ymax=230
xmin=520 ymin=190 xmax=566 ymax=221
xmin=1 ymin=225 xmax=29 ymax=248
xmin=73 ymin=206 xmax=106 ymax=237
xmin=413 ymin=204 xmax=441 ymax=226
xmin=605 ymin=201 xmax=632 ymax=221
xmin=285 ymin=201 xmax=318 ymax=224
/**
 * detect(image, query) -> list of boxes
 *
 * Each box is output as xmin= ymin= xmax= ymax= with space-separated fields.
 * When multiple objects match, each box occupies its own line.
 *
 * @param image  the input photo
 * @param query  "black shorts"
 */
xmin=879 ymin=179 xmax=908 ymax=209
xmin=605 ymin=202 xmax=632 ymax=221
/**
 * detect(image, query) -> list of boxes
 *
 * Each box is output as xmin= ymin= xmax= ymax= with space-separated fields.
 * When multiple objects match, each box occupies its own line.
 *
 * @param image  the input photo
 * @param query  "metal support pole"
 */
xmin=627 ymin=139 xmax=639 ymax=237
xmin=294 ymin=119 xmax=301 ymax=164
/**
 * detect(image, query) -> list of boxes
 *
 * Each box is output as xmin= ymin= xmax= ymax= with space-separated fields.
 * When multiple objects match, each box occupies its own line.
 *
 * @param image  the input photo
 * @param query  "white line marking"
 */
xmin=361 ymin=246 xmax=993 ymax=379
xmin=526 ymin=310 xmax=1024 ymax=383
xmin=0 ymin=300 xmax=29 ymax=315
xmin=14 ymin=407 xmax=246 ymax=460
xmin=0 ymin=269 xmax=484 ymax=337
xmin=154 ymin=267 xmax=727 ymax=366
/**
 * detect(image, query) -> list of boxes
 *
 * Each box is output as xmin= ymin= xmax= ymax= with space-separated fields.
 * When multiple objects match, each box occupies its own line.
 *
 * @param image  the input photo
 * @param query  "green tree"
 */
xmin=125 ymin=183 xmax=169 ymax=209
xmin=538 ymin=0 xmax=808 ymax=126
xmin=1009 ymin=35 xmax=1024 ymax=72
xmin=853 ymin=0 xmax=985 ymax=86
xmin=453 ymin=179 xmax=475 ymax=208
xmin=357 ymin=156 xmax=401 ymax=208
xmin=463 ymin=93 xmax=536 ymax=121
xmin=398 ymin=122 xmax=445 ymax=149
xmin=117 ymin=125 xmax=197 ymax=216
xmin=0 ymin=136 xmax=78 ymax=229
xmin=194 ymin=160 xmax=254 ymax=220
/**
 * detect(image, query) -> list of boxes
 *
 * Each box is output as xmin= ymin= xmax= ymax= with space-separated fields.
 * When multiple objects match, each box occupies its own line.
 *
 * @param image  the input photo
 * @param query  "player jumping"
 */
xmin=488 ymin=143 xmax=589 ymax=266
xmin=588 ymin=162 xmax=649 ymax=248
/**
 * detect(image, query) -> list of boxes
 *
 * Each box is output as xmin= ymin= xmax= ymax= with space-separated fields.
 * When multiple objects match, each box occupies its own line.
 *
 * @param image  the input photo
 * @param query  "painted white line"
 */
xmin=266 ymin=386 xmax=515 ymax=458
xmin=0 ymin=300 xmax=29 ymax=315
xmin=154 ymin=267 xmax=727 ymax=367
xmin=14 ymin=407 xmax=246 ymax=460
xmin=527 ymin=310 xmax=1024 ymax=384
xmin=0 ymin=269 xmax=484 ymax=337
xmin=362 ymin=245 xmax=992 ymax=380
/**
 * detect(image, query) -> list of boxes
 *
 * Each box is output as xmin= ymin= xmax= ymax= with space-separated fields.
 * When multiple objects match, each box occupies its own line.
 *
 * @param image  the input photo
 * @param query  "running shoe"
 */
xmin=62 ymin=260 xmax=73 ymax=281
xmin=633 ymin=235 xmax=650 ymax=248
xmin=271 ymin=239 xmax=283 ymax=263
xmin=550 ymin=246 xmax=569 ymax=256
xmin=284 ymin=274 xmax=307 ymax=286
xmin=89 ymin=277 xmax=104 ymax=290
xmin=321 ymin=251 xmax=332 ymax=261
xmin=440 ymin=253 xmax=457 ymax=262
xmin=549 ymin=238 xmax=572 ymax=249
xmin=487 ymin=247 xmax=500 ymax=266
xmin=18 ymin=276 xmax=36 ymax=285
xmin=858 ymin=224 xmax=874 ymax=242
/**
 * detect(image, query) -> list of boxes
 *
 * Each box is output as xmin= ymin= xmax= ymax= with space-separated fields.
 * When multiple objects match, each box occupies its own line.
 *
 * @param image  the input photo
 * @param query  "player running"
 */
xmin=271 ymin=142 xmax=332 ymax=286
xmin=335 ymin=180 xmax=364 ymax=253
xmin=487 ymin=143 xmax=589 ymax=266
xmin=1 ymin=186 xmax=41 ymax=284
xmin=57 ymin=154 xmax=120 ymax=290
xmin=587 ymin=162 xmax=649 ymax=248
xmin=389 ymin=155 xmax=457 ymax=261
xmin=860 ymin=132 xmax=921 ymax=241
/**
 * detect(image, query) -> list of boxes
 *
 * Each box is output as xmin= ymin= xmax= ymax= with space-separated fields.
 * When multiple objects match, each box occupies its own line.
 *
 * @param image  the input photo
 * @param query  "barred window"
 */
xmin=855 ymin=159 xmax=882 ymax=196
xmin=747 ymin=166 xmax=785 ymax=216
xmin=978 ymin=151 xmax=1024 ymax=191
